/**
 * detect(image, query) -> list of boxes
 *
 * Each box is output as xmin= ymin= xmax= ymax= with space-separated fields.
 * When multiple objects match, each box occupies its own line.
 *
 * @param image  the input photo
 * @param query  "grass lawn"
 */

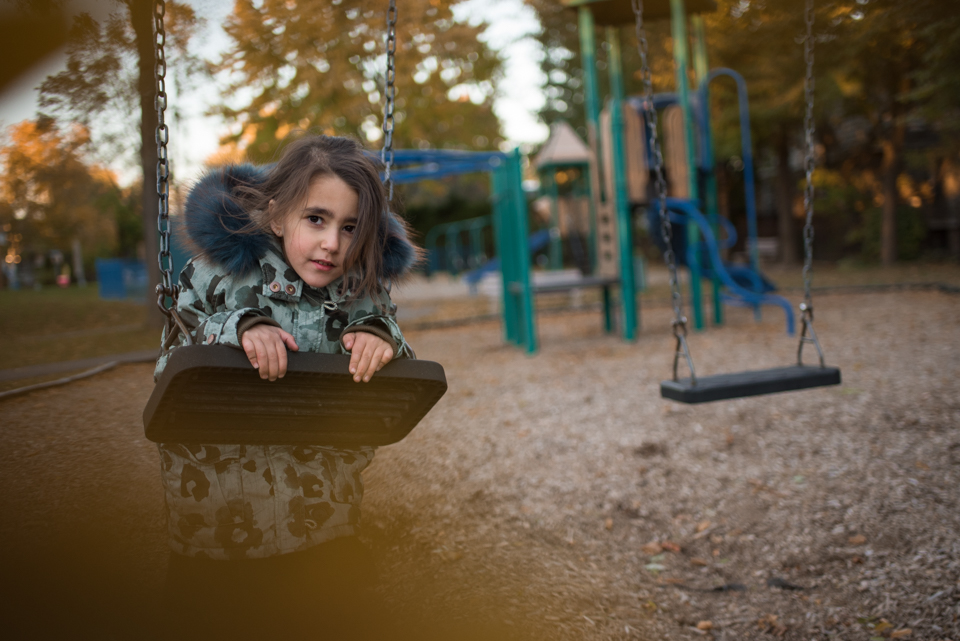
xmin=0 ymin=286 xmax=159 ymax=373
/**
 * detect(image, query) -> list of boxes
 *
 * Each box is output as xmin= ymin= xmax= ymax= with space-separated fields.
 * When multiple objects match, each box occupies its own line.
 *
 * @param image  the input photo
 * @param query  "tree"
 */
xmin=214 ymin=0 xmax=503 ymax=162
xmin=38 ymin=0 xmax=201 ymax=326
xmin=0 ymin=118 xmax=122 ymax=274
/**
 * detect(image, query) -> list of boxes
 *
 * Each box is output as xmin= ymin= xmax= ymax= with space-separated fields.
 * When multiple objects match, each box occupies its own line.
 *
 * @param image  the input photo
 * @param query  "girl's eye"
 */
xmin=307 ymin=215 xmax=322 ymax=225
xmin=343 ymin=224 xmax=356 ymax=234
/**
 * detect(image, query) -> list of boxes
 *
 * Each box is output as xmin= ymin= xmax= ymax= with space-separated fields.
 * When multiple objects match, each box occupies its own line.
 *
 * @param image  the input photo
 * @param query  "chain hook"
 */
xmin=796 ymin=302 xmax=825 ymax=367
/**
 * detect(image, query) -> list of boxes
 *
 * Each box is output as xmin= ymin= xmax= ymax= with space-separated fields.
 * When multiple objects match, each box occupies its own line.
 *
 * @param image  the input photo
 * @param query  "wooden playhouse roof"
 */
xmin=534 ymin=121 xmax=592 ymax=170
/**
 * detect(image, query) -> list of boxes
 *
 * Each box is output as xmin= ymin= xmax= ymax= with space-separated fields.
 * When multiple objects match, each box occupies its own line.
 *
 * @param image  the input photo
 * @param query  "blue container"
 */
xmin=96 ymin=258 xmax=147 ymax=301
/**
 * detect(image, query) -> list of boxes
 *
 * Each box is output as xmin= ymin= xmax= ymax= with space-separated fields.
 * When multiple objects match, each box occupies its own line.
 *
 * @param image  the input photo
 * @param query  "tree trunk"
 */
xmin=775 ymin=124 xmax=798 ymax=265
xmin=879 ymin=132 xmax=902 ymax=265
xmin=130 ymin=0 xmax=164 ymax=329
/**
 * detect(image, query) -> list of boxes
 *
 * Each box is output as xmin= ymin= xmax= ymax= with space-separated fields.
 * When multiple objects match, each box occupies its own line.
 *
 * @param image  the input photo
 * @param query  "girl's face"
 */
xmin=270 ymin=174 xmax=358 ymax=289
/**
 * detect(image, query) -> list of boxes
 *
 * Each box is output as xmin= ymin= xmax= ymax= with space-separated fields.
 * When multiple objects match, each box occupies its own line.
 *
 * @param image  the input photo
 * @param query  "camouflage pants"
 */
xmin=158 ymin=443 xmax=375 ymax=560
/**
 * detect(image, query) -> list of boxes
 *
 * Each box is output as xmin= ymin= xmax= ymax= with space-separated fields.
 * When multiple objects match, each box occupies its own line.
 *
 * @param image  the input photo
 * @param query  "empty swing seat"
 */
xmin=144 ymin=345 xmax=447 ymax=446
xmin=660 ymin=365 xmax=841 ymax=404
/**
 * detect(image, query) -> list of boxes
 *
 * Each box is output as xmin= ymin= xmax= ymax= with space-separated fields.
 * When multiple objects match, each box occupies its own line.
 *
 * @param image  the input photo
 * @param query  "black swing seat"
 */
xmin=143 ymin=345 xmax=447 ymax=446
xmin=660 ymin=364 xmax=841 ymax=404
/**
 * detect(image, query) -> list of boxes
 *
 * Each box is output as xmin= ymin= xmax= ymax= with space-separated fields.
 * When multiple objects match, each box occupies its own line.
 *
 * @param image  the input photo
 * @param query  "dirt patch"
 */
xmin=0 ymin=290 xmax=957 ymax=640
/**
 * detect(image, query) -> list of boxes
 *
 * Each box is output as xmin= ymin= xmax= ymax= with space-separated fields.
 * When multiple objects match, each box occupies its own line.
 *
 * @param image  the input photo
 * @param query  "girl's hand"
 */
xmin=342 ymin=332 xmax=394 ymax=383
xmin=241 ymin=325 xmax=299 ymax=381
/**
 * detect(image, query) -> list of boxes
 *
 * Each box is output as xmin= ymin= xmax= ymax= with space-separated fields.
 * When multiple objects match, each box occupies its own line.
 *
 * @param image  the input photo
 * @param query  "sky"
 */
xmin=0 ymin=0 xmax=550 ymax=185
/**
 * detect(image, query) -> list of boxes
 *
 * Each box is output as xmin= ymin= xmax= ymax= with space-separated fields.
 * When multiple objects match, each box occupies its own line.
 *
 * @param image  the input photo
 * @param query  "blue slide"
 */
xmin=648 ymin=199 xmax=795 ymax=335
xmin=462 ymin=229 xmax=552 ymax=289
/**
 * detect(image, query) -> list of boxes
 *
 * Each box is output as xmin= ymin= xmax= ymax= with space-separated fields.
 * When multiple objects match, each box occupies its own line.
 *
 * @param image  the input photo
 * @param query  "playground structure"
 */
xmin=422 ymin=0 xmax=791 ymax=353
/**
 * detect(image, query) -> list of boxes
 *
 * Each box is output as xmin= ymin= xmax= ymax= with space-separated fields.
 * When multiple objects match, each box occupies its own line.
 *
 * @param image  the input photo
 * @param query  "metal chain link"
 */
xmin=381 ymin=0 xmax=397 ymax=204
xmin=154 ymin=0 xmax=175 ymax=314
xmin=632 ymin=0 xmax=696 ymax=383
xmin=801 ymin=0 xmax=815 ymax=308
xmin=797 ymin=0 xmax=825 ymax=367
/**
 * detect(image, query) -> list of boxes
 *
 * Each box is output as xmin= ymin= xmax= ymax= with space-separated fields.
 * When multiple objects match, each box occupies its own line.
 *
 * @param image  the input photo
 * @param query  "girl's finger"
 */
xmin=242 ymin=336 xmax=260 ymax=369
xmin=280 ymin=329 xmax=299 ymax=351
xmin=274 ymin=335 xmax=288 ymax=379
xmin=343 ymin=333 xmax=354 ymax=351
xmin=254 ymin=337 xmax=271 ymax=379
xmin=366 ymin=345 xmax=387 ymax=378
xmin=376 ymin=347 xmax=394 ymax=372
xmin=267 ymin=336 xmax=284 ymax=381
xmin=354 ymin=342 xmax=376 ymax=383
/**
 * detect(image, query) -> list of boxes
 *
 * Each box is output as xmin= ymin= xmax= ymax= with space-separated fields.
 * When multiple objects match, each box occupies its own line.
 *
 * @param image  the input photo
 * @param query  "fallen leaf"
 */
xmin=712 ymin=549 xmax=720 ymax=557
xmin=915 ymin=460 xmax=930 ymax=470
xmin=873 ymin=620 xmax=893 ymax=633
xmin=890 ymin=629 xmax=912 ymax=639
xmin=642 ymin=541 xmax=663 ymax=555
xmin=661 ymin=540 xmax=682 ymax=553
xmin=848 ymin=534 xmax=867 ymax=545
xmin=645 ymin=563 xmax=666 ymax=572
xmin=696 ymin=520 xmax=712 ymax=533
xmin=690 ymin=557 xmax=710 ymax=567
xmin=641 ymin=600 xmax=657 ymax=612
xmin=757 ymin=614 xmax=778 ymax=629
xmin=604 ymin=518 xmax=614 ymax=530
xmin=696 ymin=620 xmax=713 ymax=631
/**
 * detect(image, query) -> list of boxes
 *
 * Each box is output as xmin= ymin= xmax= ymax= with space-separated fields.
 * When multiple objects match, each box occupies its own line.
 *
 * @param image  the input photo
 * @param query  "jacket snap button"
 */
xmin=285 ymin=284 xmax=296 ymax=295
xmin=269 ymin=281 xmax=281 ymax=293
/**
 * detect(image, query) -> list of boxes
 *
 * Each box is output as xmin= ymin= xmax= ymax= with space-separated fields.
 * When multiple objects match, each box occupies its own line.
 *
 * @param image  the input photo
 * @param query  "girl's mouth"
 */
xmin=311 ymin=259 xmax=335 ymax=272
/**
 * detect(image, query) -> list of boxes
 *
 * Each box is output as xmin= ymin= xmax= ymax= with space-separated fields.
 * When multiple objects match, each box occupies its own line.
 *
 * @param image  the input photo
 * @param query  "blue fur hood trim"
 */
xmin=183 ymin=163 xmax=418 ymax=279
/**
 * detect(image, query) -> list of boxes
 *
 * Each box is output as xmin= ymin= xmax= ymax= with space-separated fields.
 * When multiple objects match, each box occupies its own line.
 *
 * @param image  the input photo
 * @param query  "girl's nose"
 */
xmin=321 ymin=229 xmax=338 ymax=253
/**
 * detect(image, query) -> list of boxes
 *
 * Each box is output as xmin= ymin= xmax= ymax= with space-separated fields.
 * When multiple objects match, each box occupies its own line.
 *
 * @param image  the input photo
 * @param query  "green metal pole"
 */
xmin=691 ymin=16 xmax=722 ymax=326
xmin=606 ymin=26 xmax=637 ymax=340
xmin=491 ymin=168 xmax=516 ymax=344
xmin=509 ymin=149 xmax=537 ymax=353
xmin=578 ymin=7 xmax=604 ymax=203
xmin=669 ymin=0 xmax=704 ymax=331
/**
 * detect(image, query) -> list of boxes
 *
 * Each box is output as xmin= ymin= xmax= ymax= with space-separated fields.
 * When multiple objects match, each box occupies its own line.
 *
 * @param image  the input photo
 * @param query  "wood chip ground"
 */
xmin=0 ymin=289 xmax=957 ymax=640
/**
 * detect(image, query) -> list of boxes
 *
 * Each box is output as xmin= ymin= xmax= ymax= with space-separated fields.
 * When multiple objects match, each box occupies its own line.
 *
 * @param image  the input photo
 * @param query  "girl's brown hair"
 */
xmin=236 ymin=133 xmax=390 ymax=300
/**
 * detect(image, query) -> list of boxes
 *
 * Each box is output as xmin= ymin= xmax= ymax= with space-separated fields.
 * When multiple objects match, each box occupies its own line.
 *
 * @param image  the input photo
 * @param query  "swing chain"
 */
xmin=154 ymin=0 xmax=176 ymax=315
xmin=381 ymin=0 xmax=397 ymax=204
xmin=798 ymin=0 xmax=824 ymax=367
xmin=801 ymin=0 xmax=815 ymax=308
xmin=632 ymin=0 xmax=696 ymax=384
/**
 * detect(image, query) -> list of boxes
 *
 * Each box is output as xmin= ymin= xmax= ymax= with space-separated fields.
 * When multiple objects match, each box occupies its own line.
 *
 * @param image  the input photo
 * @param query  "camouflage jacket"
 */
xmin=154 ymin=164 xmax=417 ymax=560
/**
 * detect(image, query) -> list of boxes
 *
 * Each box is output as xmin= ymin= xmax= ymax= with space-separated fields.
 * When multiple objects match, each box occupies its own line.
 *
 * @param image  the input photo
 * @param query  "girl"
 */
xmin=155 ymin=134 xmax=417 ymax=634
